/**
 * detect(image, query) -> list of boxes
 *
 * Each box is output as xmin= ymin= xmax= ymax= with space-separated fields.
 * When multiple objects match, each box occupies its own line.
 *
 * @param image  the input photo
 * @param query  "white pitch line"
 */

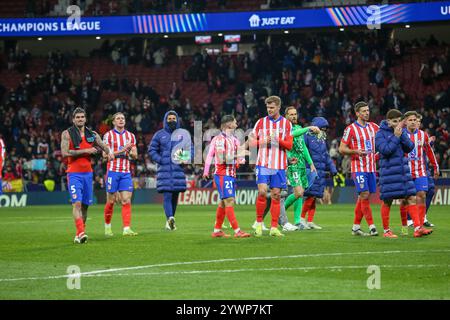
xmin=0 ymin=249 xmax=449 ymax=283
xmin=81 ymin=264 xmax=450 ymax=278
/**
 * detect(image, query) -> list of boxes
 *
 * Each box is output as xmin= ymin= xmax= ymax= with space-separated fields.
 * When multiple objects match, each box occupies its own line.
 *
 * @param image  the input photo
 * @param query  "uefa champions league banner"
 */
xmin=0 ymin=1 xmax=449 ymax=37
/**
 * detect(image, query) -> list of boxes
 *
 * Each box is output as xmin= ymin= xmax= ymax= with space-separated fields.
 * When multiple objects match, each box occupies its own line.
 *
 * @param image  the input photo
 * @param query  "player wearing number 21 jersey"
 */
xmin=203 ymin=115 xmax=250 ymax=238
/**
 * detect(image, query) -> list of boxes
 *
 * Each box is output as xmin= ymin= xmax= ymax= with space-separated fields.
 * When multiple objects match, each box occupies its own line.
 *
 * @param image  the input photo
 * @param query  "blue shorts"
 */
xmin=413 ymin=176 xmax=428 ymax=192
xmin=106 ymin=171 xmax=133 ymax=193
xmin=67 ymin=172 xmax=93 ymax=205
xmin=0 ymin=178 xmax=2 ymax=195
xmin=256 ymin=166 xmax=287 ymax=189
xmin=352 ymin=172 xmax=377 ymax=194
xmin=214 ymin=175 xmax=236 ymax=200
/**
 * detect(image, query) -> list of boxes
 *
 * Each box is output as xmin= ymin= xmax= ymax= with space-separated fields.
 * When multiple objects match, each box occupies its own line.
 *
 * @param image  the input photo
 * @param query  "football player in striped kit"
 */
xmin=417 ymin=113 xmax=437 ymax=227
xmin=402 ymin=111 xmax=439 ymax=232
xmin=102 ymin=112 xmax=138 ymax=237
xmin=249 ymin=96 xmax=293 ymax=237
xmin=203 ymin=115 xmax=251 ymax=238
xmin=338 ymin=101 xmax=379 ymax=236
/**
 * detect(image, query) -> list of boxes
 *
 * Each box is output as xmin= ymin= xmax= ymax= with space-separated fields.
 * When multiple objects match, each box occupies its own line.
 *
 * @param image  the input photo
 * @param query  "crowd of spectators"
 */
xmin=1 ymin=31 xmax=449 ymax=192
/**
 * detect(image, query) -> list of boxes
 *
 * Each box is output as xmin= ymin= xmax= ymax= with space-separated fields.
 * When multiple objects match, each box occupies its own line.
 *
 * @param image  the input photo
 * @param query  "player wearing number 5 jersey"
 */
xmin=339 ymin=101 xmax=379 ymax=237
xmin=61 ymin=107 xmax=114 ymax=244
xmin=102 ymin=112 xmax=138 ymax=237
xmin=203 ymin=115 xmax=250 ymax=238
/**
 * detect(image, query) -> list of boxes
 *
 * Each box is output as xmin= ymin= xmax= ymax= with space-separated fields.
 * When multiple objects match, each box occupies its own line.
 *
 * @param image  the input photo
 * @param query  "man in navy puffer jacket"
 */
xmin=375 ymin=109 xmax=432 ymax=238
xmin=149 ymin=111 xmax=192 ymax=231
xmin=302 ymin=117 xmax=337 ymax=229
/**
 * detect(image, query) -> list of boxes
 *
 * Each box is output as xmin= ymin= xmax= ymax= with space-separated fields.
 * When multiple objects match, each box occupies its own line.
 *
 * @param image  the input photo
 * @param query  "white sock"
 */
xmin=384 ymin=229 xmax=390 ymax=233
xmin=105 ymin=223 xmax=111 ymax=228
xmin=123 ymin=226 xmax=130 ymax=231
xmin=424 ymin=215 xmax=428 ymax=223
xmin=353 ymin=224 xmax=360 ymax=231
xmin=414 ymin=226 xmax=421 ymax=231
xmin=234 ymin=228 xmax=240 ymax=234
xmin=214 ymin=228 xmax=221 ymax=233
xmin=369 ymin=224 xmax=376 ymax=230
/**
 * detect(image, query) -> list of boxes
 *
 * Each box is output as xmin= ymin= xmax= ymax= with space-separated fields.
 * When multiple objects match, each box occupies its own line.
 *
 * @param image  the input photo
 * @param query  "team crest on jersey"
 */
xmin=216 ymin=139 xmax=225 ymax=151
xmin=365 ymin=140 xmax=372 ymax=152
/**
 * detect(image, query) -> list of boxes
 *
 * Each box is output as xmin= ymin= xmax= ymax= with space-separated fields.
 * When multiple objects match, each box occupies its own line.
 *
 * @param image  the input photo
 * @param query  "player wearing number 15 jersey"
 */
xmin=102 ymin=112 xmax=138 ymax=237
xmin=203 ymin=115 xmax=250 ymax=238
xmin=339 ymin=101 xmax=379 ymax=237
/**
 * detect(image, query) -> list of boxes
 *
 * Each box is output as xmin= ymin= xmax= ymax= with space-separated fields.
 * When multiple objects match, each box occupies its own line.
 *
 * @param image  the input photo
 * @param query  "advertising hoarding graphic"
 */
xmin=0 ymin=2 xmax=449 ymax=37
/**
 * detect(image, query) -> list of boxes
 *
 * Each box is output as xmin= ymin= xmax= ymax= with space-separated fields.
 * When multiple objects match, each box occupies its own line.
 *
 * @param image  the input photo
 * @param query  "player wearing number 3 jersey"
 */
xmin=203 ymin=115 xmax=251 ymax=238
xmin=339 ymin=101 xmax=379 ymax=237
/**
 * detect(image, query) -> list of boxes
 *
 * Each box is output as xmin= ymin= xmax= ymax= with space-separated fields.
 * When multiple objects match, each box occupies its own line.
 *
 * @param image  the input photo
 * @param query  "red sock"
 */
xmin=418 ymin=203 xmax=426 ymax=226
xmin=270 ymin=198 xmax=280 ymax=228
xmin=307 ymin=198 xmax=316 ymax=223
xmin=225 ymin=207 xmax=239 ymax=230
xmin=75 ymin=217 xmax=85 ymax=236
xmin=400 ymin=204 xmax=408 ymax=226
xmin=353 ymin=199 xmax=363 ymax=225
xmin=406 ymin=205 xmax=421 ymax=228
xmin=214 ymin=206 xmax=226 ymax=229
xmin=256 ymin=195 xmax=267 ymax=223
xmin=301 ymin=197 xmax=312 ymax=219
xmin=104 ymin=202 xmax=114 ymax=225
xmin=122 ymin=203 xmax=131 ymax=228
xmin=361 ymin=199 xmax=374 ymax=226
xmin=381 ymin=203 xmax=391 ymax=231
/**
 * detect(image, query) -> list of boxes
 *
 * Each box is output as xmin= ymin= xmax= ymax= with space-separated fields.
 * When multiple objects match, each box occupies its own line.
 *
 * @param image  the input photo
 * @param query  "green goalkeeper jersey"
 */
xmin=287 ymin=124 xmax=313 ymax=168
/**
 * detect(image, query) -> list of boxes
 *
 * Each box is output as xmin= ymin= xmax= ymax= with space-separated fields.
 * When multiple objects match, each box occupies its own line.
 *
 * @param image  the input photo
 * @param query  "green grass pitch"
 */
xmin=0 ymin=204 xmax=449 ymax=300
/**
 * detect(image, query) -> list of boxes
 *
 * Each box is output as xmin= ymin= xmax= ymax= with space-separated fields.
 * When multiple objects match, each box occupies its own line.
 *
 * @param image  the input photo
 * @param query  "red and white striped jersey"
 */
xmin=252 ymin=116 xmax=293 ymax=170
xmin=0 ymin=138 xmax=5 ymax=179
xmin=204 ymin=133 xmax=243 ymax=177
xmin=103 ymin=129 xmax=136 ymax=173
xmin=341 ymin=121 xmax=379 ymax=173
xmin=406 ymin=129 xmax=439 ymax=178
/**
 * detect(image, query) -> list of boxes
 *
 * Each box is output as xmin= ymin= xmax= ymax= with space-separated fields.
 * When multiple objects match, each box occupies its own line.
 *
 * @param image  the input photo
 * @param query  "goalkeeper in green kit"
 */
xmin=284 ymin=106 xmax=321 ymax=229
